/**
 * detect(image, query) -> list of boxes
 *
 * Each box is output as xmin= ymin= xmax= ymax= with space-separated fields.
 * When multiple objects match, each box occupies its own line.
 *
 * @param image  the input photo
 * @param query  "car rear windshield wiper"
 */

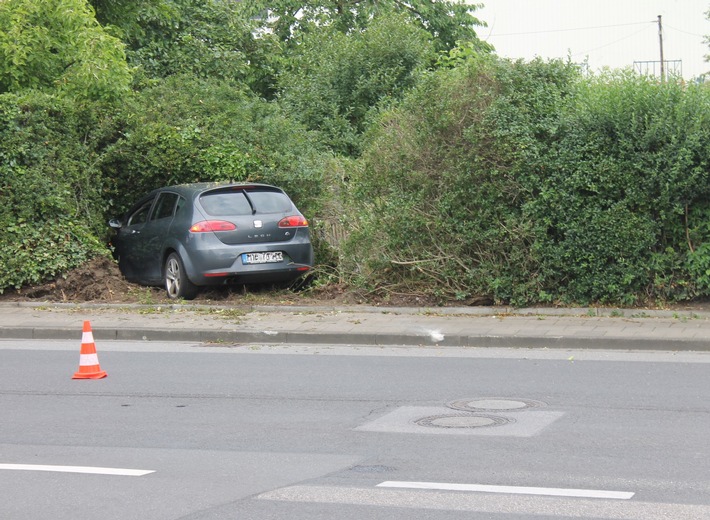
xmin=243 ymin=190 xmax=257 ymax=215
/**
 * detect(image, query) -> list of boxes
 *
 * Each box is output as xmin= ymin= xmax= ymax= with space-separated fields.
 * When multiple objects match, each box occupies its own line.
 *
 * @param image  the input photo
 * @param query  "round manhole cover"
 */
xmin=414 ymin=413 xmax=512 ymax=429
xmin=447 ymin=398 xmax=545 ymax=413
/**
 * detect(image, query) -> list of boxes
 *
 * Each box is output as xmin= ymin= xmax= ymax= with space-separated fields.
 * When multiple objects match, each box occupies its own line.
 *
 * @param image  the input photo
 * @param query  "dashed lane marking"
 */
xmin=0 ymin=463 xmax=154 ymax=476
xmin=377 ymin=481 xmax=635 ymax=499
xmin=258 ymin=485 xmax=710 ymax=519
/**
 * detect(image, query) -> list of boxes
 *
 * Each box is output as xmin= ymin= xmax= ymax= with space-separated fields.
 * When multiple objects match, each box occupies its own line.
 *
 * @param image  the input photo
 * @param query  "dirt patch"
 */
xmin=1 ymin=256 xmax=144 ymax=303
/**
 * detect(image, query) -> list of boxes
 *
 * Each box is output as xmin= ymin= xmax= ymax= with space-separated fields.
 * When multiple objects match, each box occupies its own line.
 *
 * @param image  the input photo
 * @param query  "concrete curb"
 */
xmin=3 ymin=325 xmax=709 ymax=352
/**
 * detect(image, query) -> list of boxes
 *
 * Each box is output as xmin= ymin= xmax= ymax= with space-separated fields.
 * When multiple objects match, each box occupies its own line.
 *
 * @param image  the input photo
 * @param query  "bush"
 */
xmin=529 ymin=72 xmax=710 ymax=303
xmin=344 ymin=57 xmax=710 ymax=305
xmin=100 ymin=76 xmax=331 ymax=219
xmin=278 ymin=13 xmax=435 ymax=156
xmin=0 ymin=92 xmax=109 ymax=291
xmin=344 ymin=56 xmax=579 ymax=304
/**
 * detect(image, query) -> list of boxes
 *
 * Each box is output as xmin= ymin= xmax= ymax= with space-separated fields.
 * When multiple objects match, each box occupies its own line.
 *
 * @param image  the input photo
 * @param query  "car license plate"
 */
xmin=242 ymin=252 xmax=283 ymax=264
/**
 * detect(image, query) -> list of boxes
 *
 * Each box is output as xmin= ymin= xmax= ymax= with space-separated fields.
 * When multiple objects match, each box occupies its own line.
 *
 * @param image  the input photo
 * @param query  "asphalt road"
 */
xmin=1 ymin=340 xmax=709 ymax=519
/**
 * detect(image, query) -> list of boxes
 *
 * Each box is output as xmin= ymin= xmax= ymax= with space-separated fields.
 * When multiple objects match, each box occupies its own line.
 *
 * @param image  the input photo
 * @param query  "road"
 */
xmin=1 ymin=339 xmax=709 ymax=519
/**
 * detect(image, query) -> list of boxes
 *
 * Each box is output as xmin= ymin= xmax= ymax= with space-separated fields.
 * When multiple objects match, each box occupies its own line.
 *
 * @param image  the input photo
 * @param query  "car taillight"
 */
xmin=189 ymin=220 xmax=237 ymax=232
xmin=278 ymin=216 xmax=308 ymax=228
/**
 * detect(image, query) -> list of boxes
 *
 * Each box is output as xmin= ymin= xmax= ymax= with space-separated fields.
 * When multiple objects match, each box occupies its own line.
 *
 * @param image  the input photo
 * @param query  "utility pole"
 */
xmin=657 ymin=15 xmax=665 ymax=82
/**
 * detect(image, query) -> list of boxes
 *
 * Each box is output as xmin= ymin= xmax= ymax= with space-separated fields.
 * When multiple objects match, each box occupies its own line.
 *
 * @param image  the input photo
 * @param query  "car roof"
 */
xmin=141 ymin=182 xmax=286 ymax=204
xmin=123 ymin=182 xmax=286 ymax=216
xmin=162 ymin=182 xmax=282 ymax=196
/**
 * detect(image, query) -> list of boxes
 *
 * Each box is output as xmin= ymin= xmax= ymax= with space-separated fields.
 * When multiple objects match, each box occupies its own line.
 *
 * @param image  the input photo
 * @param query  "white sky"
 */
xmin=475 ymin=0 xmax=710 ymax=79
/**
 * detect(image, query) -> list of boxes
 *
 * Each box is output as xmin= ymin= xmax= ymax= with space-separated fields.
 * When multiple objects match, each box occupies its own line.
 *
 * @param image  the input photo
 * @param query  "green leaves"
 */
xmin=345 ymin=58 xmax=710 ymax=305
xmin=242 ymin=0 xmax=488 ymax=53
xmin=0 ymin=92 xmax=108 ymax=291
xmin=0 ymin=0 xmax=132 ymax=101
xmin=100 ymin=76 xmax=329 ymax=218
xmin=279 ymin=13 xmax=435 ymax=155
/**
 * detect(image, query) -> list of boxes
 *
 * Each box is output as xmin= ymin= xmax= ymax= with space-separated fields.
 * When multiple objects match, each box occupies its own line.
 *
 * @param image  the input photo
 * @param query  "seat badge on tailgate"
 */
xmin=254 ymin=220 xmax=263 ymax=228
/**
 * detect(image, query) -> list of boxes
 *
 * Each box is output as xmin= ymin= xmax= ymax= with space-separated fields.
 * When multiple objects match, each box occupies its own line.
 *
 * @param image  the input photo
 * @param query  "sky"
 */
xmin=474 ymin=0 xmax=710 ymax=79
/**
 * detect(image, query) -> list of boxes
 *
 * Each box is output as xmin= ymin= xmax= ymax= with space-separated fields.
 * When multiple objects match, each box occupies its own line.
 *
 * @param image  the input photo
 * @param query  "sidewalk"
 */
xmin=1 ymin=302 xmax=709 ymax=351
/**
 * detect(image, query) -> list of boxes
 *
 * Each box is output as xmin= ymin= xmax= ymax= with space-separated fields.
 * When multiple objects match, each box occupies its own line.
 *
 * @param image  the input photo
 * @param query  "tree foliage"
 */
xmin=278 ymin=13 xmax=435 ymax=155
xmin=89 ymin=0 xmax=178 ymax=47
xmin=88 ymin=0 xmax=280 ymax=95
xmin=0 ymin=0 xmax=132 ymax=100
xmin=115 ymin=0 xmax=252 ymax=82
xmin=243 ymin=0 xmax=490 ymax=53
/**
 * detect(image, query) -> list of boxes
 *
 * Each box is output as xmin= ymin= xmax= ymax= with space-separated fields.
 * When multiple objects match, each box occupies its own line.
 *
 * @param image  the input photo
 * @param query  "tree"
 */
xmin=278 ymin=13 xmax=435 ymax=155
xmin=242 ymin=0 xmax=491 ymax=53
xmin=89 ymin=0 xmax=275 ymax=93
xmin=88 ymin=0 xmax=178 ymax=48
xmin=0 ymin=0 xmax=132 ymax=100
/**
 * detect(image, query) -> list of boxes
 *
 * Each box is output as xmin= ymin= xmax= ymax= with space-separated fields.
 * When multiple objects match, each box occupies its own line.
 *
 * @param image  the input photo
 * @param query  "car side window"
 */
xmin=151 ymin=192 xmax=179 ymax=221
xmin=127 ymin=200 xmax=154 ymax=227
xmin=175 ymin=196 xmax=186 ymax=215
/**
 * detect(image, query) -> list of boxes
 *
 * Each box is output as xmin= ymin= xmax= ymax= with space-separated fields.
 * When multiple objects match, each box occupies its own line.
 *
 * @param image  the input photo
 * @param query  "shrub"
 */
xmin=529 ymin=72 xmax=710 ymax=303
xmin=278 ymin=13 xmax=435 ymax=156
xmin=0 ymin=92 xmax=108 ymax=291
xmin=100 ymin=76 xmax=330 ymax=219
xmin=344 ymin=56 xmax=579 ymax=304
xmin=345 ymin=57 xmax=710 ymax=305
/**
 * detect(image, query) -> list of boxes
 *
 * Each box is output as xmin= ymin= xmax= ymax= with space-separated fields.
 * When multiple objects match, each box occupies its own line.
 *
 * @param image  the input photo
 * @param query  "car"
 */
xmin=109 ymin=182 xmax=313 ymax=299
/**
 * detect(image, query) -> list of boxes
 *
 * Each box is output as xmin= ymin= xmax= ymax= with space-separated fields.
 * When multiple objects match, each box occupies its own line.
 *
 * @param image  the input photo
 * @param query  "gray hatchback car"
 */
xmin=109 ymin=182 xmax=313 ymax=299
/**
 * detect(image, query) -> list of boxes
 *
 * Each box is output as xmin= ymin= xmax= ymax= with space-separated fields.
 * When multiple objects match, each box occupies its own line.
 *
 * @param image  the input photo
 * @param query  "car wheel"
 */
xmin=164 ymin=253 xmax=198 ymax=300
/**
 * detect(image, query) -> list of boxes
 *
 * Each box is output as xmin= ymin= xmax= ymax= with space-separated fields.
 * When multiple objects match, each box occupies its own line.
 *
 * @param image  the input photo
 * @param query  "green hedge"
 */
xmin=529 ymin=71 xmax=710 ymax=304
xmin=0 ymin=92 xmax=108 ymax=291
xmin=344 ymin=56 xmax=710 ymax=305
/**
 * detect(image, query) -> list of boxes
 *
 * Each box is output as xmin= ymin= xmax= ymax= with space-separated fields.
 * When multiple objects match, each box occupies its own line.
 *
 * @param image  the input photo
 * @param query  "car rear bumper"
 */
xmin=183 ymin=238 xmax=314 ymax=286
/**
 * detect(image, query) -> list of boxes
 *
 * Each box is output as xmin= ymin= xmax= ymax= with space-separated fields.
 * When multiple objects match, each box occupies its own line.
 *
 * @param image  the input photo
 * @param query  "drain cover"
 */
xmin=447 ymin=398 xmax=545 ymax=413
xmin=414 ymin=413 xmax=512 ymax=429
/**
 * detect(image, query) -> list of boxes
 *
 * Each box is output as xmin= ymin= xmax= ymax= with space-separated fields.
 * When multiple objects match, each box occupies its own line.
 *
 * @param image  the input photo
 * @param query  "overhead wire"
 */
xmin=571 ymin=25 xmax=656 ymax=58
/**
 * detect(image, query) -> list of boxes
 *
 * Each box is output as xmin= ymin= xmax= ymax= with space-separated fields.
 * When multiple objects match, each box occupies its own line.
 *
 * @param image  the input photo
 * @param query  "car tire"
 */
xmin=164 ymin=252 xmax=198 ymax=300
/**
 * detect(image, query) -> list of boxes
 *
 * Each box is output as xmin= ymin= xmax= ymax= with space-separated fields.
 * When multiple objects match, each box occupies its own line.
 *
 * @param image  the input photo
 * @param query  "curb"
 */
xmin=2 ymin=325 xmax=709 ymax=352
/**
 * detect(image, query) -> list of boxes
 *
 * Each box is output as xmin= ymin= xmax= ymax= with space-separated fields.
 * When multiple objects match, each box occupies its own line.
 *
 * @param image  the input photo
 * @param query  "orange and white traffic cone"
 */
xmin=72 ymin=320 xmax=107 ymax=379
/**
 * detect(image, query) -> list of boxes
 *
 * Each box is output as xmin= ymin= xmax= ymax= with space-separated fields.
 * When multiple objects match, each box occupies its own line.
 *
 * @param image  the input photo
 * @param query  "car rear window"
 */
xmin=200 ymin=189 xmax=292 ymax=216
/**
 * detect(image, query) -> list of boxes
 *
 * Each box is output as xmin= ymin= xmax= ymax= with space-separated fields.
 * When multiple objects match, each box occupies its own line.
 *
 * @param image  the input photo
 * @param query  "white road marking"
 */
xmin=377 ymin=481 xmax=635 ymax=500
xmin=0 ymin=463 xmax=154 ymax=476
xmin=258 ymin=485 xmax=710 ymax=519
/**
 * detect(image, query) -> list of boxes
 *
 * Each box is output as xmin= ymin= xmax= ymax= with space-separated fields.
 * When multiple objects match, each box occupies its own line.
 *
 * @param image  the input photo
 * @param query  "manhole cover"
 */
xmin=447 ymin=398 xmax=545 ymax=413
xmin=414 ymin=413 xmax=512 ymax=429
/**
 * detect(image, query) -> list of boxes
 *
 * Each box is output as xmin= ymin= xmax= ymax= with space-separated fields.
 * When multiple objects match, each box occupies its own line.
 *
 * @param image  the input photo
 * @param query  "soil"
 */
xmin=1 ymin=256 xmax=708 ymax=313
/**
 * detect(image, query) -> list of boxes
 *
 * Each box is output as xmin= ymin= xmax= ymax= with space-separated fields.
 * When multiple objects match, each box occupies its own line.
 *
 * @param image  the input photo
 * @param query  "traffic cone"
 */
xmin=72 ymin=320 xmax=107 ymax=379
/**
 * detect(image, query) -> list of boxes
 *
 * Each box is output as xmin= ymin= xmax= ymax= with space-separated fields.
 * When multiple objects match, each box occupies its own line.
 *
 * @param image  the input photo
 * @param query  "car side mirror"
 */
xmin=108 ymin=219 xmax=123 ymax=229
